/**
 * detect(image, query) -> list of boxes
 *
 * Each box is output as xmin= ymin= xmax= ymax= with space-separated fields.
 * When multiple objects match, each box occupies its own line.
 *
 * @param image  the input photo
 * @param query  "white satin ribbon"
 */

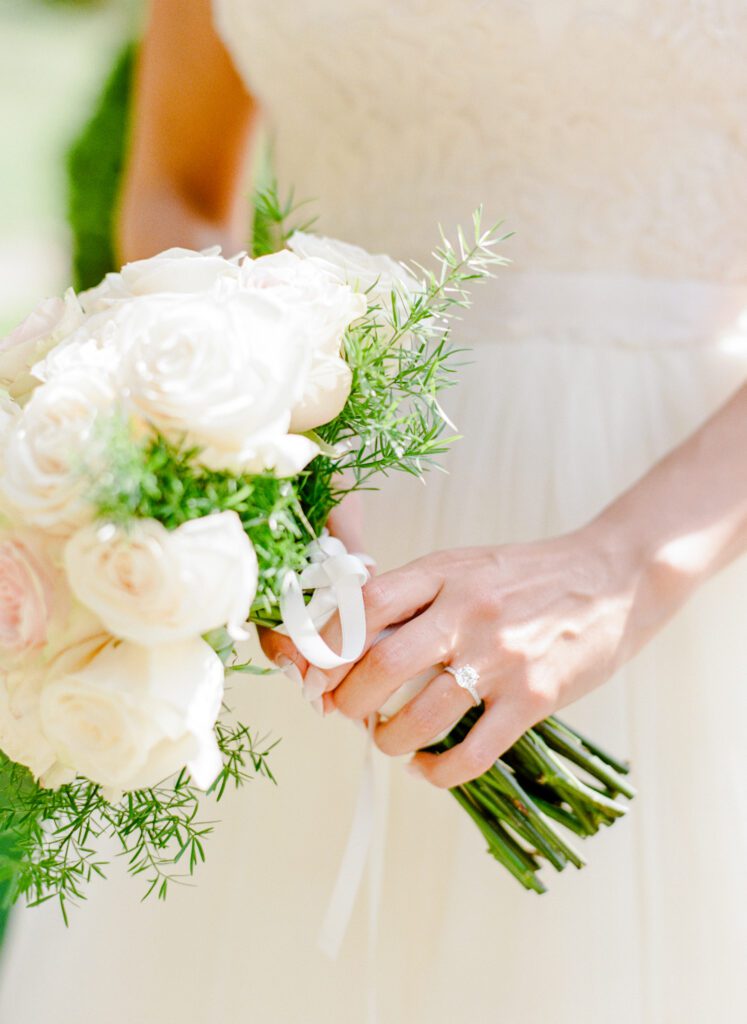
xmin=317 ymin=719 xmax=375 ymax=959
xmin=278 ymin=533 xmax=382 ymax=972
xmin=279 ymin=534 xmax=372 ymax=670
xmin=318 ymin=720 xmax=390 ymax=1024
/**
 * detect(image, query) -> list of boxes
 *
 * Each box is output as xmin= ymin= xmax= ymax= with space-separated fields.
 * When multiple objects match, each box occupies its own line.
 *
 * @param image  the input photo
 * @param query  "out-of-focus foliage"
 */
xmin=66 ymin=42 xmax=135 ymax=290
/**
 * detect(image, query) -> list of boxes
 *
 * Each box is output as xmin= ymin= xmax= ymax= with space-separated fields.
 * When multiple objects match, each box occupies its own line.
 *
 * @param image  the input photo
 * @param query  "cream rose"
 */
xmin=31 ymin=309 xmax=123 ymax=385
xmin=0 ymin=614 xmax=108 ymax=785
xmin=0 ymin=289 xmax=84 ymax=404
xmin=0 ymin=370 xmax=116 ymax=534
xmin=240 ymin=250 xmax=364 ymax=432
xmin=0 ymin=392 xmax=20 ymax=475
xmin=0 ymin=667 xmax=57 ymax=780
xmin=64 ymin=512 xmax=258 ymax=646
xmin=115 ymin=288 xmax=318 ymax=475
xmin=80 ymin=246 xmax=243 ymax=313
xmin=39 ymin=636 xmax=224 ymax=791
xmin=288 ymin=231 xmax=423 ymax=326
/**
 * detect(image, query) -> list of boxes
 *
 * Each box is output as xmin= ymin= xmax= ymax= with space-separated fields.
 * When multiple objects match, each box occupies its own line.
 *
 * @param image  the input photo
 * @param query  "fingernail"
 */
xmin=303 ymin=667 xmax=328 ymax=702
xmin=322 ymin=693 xmax=337 ymax=717
xmin=404 ymin=760 xmax=423 ymax=780
xmin=309 ymin=697 xmax=324 ymax=717
xmin=275 ymin=655 xmax=303 ymax=687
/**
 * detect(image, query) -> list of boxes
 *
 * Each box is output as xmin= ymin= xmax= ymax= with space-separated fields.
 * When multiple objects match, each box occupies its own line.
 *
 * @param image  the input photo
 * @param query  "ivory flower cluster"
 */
xmin=0 ymin=240 xmax=392 ymax=795
xmin=0 ymin=203 xmax=508 ymax=913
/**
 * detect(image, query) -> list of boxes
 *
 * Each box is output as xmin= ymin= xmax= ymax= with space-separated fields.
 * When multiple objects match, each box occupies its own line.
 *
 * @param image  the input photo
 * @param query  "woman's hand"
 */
xmin=304 ymin=524 xmax=656 ymax=786
xmin=293 ymin=380 xmax=747 ymax=785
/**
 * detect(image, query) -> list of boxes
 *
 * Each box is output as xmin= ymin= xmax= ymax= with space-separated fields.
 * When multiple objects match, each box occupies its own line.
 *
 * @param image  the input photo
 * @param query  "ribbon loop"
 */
xmin=279 ymin=532 xmax=371 ymax=671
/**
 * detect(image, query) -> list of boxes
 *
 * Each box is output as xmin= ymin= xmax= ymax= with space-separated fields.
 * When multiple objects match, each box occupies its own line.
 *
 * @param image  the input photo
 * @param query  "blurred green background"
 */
xmin=0 ymin=0 xmax=140 ymax=333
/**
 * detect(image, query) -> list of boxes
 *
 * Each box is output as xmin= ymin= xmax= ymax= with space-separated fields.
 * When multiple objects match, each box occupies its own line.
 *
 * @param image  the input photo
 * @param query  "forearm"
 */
xmin=118 ymin=183 xmax=246 ymax=263
xmin=590 ymin=380 xmax=747 ymax=647
xmin=117 ymin=0 xmax=256 ymax=262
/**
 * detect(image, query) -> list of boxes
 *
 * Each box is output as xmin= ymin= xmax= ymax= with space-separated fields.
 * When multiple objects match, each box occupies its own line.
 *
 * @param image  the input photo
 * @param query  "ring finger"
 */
xmin=374 ymin=668 xmax=483 ymax=756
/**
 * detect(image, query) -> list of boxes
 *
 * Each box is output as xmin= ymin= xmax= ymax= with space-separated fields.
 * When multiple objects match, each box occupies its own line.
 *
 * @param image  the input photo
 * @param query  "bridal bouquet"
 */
xmin=0 ymin=188 xmax=633 ymax=917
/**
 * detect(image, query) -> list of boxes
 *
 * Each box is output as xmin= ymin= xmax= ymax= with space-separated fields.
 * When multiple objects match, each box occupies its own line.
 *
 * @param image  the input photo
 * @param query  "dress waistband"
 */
xmin=478 ymin=270 xmax=747 ymax=350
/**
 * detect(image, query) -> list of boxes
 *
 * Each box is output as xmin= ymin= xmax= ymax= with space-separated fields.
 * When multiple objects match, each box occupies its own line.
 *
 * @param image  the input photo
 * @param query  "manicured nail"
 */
xmin=404 ymin=760 xmax=423 ymax=780
xmin=303 ymin=667 xmax=327 ymax=702
xmin=322 ymin=692 xmax=337 ymax=717
xmin=309 ymin=697 xmax=324 ymax=717
xmin=275 ymin=655 xmax=303 ymax=687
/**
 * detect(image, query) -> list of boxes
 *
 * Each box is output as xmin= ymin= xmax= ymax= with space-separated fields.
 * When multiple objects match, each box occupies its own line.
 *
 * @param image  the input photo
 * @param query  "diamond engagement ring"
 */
xmin=443 ymin=664 xmax=482 ymax=706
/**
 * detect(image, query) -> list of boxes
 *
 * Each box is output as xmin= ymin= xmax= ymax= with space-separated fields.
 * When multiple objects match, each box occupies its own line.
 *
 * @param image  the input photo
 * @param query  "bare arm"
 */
xmin=261 ymin=379 xmax=747 ymax=785
xmin=595 ymin=378 xmax=747 ymax=641
xmin=118 ymin=0 xmax=256 ymax=262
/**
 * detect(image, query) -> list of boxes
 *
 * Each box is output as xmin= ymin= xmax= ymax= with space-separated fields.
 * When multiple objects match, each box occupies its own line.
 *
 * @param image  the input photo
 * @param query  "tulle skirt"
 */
xmin=1 ymin=271 xmax=746 ymax=1024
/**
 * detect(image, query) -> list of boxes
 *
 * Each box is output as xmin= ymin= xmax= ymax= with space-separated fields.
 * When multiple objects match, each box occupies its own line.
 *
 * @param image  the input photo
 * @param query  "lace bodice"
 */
xmin=214 ymin=0 xmax=747 ymax=283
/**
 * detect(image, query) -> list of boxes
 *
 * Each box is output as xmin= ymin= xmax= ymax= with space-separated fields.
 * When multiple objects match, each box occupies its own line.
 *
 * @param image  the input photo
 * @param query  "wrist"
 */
xmin=580 ymin=499 xmax=696 ymax=656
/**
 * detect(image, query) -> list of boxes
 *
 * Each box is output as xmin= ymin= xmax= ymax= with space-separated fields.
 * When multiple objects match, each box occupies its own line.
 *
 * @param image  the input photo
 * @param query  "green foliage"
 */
xmin=89 ymin=427 xmax=314 ymax=626
xmin=66 ymin=42 xmax=135 ymax=290
xmin=302 ymin=211 xmax=510 ymax=529
xmin=0 ymin=720 xmax=276 ymax=918
xmin=251 ymin=181 xmax=316 ymax=258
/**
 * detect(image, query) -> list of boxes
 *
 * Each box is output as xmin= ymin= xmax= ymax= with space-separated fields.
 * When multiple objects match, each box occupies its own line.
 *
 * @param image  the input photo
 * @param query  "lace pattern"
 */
xmin=213 ymin=0 xmax=747 ymax=283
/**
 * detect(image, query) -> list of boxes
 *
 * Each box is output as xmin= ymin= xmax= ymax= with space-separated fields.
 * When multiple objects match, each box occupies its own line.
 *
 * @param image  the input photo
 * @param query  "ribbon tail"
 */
xmin=366 ymin=743 xmax=389 ymax=1024
xmin=317 ymin=729 xmax=377 ymax=959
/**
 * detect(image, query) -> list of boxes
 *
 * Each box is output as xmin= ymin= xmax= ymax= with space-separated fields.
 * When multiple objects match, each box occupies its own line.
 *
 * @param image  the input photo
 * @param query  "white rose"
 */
xmin=0 ymin=290 xmax=85 ymax=404
xmin=288 ymin=231 xmax=422 ymax=327
xmin=80 ymin=246 xmax=243 ymax=313
xmin=31 ymin=310 xmax=123 ymax=384
xmin=241 ymin=250 xmax=364 ymax=432
xmin=0 ymin=392 xmax=20 ymax=475
xmin=241 ymin=250 xmax=365 ymax=353
xmin=0 ymin=599 xmax=108 ymax=785
xmin=39 ymin=636 xmax=225 ymax=791
xmin=116 ymin=288 xmax=318 ymax=475
xmin=0 ymin=370 xmax=116 ymax=534
xmin=0 ymin=667 xmax=57 ymax=781
xmin=64 ymin=512 xmax=258 ymax=646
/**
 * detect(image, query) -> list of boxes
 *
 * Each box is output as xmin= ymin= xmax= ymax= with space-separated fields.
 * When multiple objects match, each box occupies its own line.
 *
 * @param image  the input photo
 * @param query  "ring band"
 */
xmin=443 ymin=664 xmax=481 ymax=706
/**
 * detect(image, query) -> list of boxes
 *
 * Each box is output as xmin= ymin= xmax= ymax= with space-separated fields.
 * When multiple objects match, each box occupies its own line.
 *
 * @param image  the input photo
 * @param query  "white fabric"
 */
xmin=2 ymin=3 xmax=747 ymax=1023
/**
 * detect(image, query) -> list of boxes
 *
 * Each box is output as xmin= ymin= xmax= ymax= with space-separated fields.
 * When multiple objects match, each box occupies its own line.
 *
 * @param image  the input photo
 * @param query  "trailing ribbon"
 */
xmin=279 ymin=533 xmax=372 ymax=670
xmin=278 ymin=534 xmax=384 ymax=990
xmin=318 ymin=720 xmax=390 ymax=1024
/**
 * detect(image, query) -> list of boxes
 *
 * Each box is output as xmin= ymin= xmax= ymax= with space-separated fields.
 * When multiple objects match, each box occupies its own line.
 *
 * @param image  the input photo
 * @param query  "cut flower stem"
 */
xmin=430 ymin=711 xmax=635 ymax=893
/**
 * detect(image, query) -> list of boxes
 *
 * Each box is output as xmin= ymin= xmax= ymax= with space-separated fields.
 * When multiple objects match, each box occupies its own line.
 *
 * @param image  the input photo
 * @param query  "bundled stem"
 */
xmin=431 ymin=711 xmax=635 ymax=893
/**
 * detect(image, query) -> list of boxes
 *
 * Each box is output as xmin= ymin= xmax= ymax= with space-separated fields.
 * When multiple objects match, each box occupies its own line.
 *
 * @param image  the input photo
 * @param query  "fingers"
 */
xmin=257 ymin=627 xmax=307 ymax=683
xmin=408 ymin=702 xmax=526 ymax=788
xmin=303 ymin=561 xmax=443 ymax=699
xmin=373 ymin=671 xmax=475 ymax=756
xmin=331 ymin=610 xmax=451 ymax=720
xmin=326 ymin=492 xmax=365 ymax=553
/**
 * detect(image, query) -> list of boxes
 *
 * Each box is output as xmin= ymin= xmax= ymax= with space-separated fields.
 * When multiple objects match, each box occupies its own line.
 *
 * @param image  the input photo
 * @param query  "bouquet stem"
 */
xmin=431 ymin=712 xmax=635 ymax=893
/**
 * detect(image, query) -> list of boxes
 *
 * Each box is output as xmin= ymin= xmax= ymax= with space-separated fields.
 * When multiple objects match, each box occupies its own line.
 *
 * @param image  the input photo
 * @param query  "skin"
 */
xmin=118 ymin=0 xmax=256 ymax=261
xmin=124 ymin=0 xmax=747 ymax=789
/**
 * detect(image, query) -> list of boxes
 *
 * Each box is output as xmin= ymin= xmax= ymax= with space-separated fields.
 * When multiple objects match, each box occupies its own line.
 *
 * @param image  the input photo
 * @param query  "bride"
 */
xmin=1 ymin=1 xmax=745 ymax=1021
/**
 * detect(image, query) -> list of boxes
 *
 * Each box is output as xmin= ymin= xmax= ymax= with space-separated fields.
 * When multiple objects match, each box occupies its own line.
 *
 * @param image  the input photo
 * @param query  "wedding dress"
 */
xmin=1 ymin=2 xmax=746 ymax=1022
